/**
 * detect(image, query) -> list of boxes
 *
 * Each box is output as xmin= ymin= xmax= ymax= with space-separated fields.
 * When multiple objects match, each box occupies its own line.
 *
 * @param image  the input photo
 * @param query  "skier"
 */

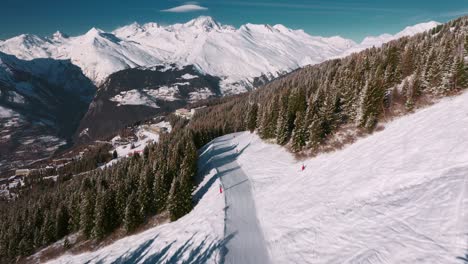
xmin=301 ymin=164 xmax=305 ymax=171
xmin=219 ymin=183 xmax=223 ymax=194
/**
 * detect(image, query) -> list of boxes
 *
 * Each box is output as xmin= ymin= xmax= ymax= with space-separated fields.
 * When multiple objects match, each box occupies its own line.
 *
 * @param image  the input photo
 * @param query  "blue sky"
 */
xmin=1 ymin=0 xmax=467 ymax=42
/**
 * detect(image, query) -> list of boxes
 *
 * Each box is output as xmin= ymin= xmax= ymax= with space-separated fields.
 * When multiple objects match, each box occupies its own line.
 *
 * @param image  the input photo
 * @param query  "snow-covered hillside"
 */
xmin=46 ymin=90 xmax=468 ymax=263
xmin=0 ymin=17 xmax=439 ymax=92
xmin=339 ymin=21 xmax=441 ymax=57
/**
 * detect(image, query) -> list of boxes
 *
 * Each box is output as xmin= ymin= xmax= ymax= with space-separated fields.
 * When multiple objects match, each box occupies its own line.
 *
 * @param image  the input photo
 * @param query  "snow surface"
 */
xmin=0 ymin=105 xmax=15 ymax=118
xmin=47 ymin=91 xmax=468 ymax=263
xmin=0 ymin=17 xmax=438 ymax=91
xmin=232 ymin=92 xmax=468 ymax=263
xmin=210 ymin=136 xmax=271 ymax=264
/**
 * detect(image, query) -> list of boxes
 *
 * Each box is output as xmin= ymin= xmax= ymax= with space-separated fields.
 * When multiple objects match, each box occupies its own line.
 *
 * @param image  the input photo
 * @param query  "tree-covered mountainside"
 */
xmin=192 ymin=16 xmax=468 ymax=154
xmin=0 ymin=118 xmax=197 ymax=262
xmin=0 ymin=16 xmax=466 ymax=263
xmin=76 ymin=64 xmax=221 ymax=143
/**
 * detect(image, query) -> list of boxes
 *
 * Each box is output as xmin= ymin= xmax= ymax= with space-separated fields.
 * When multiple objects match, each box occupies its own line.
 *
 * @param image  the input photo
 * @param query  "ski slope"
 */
xmin=206 ymin=137 xmax=270 ymax=264
xmin=47 ymin=91 xmax=468 ymax=263
xmin=232 ymin=92 xmax=468 ymax=263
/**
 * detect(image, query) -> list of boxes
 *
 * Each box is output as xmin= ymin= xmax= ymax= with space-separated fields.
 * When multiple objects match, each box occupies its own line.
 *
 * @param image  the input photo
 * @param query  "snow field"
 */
xmin=233 ymin=91 xmax=468 ymax=263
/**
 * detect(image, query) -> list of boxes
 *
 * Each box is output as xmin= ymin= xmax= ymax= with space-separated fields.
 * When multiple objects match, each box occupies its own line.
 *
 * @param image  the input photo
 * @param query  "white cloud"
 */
xmin=161 ymin=4 xmax=208 ymax=13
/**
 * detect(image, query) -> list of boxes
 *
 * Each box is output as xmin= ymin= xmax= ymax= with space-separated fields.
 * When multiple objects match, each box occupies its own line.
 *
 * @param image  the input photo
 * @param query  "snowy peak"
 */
xmin=0 ymin=17 xmax=442 ymax=90
xmin=83 ymin=27 xmax=106 ymax=39
xmin=361 ymin=21 xmax=441 ymax=46
xmin=184 ymin=16 xmax=221 ymax=31
xmin=395 ymin=21 xmax=441 ymax=38
xmin=51 ymin=31 xmax=69 ymax=41
xmin=338 ymin=21 xmax=440 ymax=58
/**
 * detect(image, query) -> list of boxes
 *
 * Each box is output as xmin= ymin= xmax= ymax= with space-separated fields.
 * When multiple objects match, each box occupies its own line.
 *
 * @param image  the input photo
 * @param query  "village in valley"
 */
xmin=0 ymin=106 xmax=206 ymax=201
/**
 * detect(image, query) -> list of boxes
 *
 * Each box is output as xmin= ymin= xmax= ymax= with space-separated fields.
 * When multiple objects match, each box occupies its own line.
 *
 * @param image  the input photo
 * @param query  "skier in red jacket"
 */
xmin=219 ymin=183 xmax=223 ymax=194
xmin=301 ymin=164 xmax=305 ymax=171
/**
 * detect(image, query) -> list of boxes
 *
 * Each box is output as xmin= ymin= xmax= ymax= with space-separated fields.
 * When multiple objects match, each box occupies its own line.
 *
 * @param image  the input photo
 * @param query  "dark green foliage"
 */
xmin=291 ymin=111 xmax=307 ymax=152
xmin=124 ymin=191 xmax=141 ymax=233
xmin=80 ymin=191 xmax=95 ymax=239
xmin=247 ymin=102 xmax=259 ymax=133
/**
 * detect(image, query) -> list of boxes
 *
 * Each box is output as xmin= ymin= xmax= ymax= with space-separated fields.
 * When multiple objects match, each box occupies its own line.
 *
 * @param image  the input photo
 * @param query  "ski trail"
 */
xmin=210 ymin=134 xmax=271 ymax=264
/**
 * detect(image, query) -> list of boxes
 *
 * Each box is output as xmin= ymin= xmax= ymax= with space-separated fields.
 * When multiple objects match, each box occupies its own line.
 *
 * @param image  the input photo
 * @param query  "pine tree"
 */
xmin=55 ymin=204 xmax=69 ymax=239
xmin=124 ymin=191 xmax=142 ymax=233
xmin=80 ymin=191 xmax=95 ymax=239
xmin=246 ymin=103 xmax=258 ymax=133
xmin=276 ymin=95 xmax=290 ymax=145
xmin=137 ymin=168 xmax=154 ymax=218
xmin=291 ymin=111 xmax=307 ymax=152
xmin=454 ymin=57 xmax=467 ymax=89
xmin=92 ymin=191 xmax=106 ymax=240
xmin=41 ymin=213 xmax=55 ymax=244
xmin=168 ymin=155 xmax=194 ymax=221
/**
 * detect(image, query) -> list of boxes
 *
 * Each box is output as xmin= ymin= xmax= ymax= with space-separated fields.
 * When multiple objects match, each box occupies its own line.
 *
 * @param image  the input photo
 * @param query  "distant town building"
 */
xmin=175 ymin=108 xmax=192 ymax=119
xmin=15 ymin=169 xmax=30 ymax=177
xmin=176 ymin=106 xmax=206 ymax=119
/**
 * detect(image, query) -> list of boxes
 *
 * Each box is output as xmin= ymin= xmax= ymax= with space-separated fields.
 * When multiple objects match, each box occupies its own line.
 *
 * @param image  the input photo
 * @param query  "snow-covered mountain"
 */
xmin=0 ymin=17 xmax=439 ymax=93
xmin=339 ymin=21 xmax=441 ymax=57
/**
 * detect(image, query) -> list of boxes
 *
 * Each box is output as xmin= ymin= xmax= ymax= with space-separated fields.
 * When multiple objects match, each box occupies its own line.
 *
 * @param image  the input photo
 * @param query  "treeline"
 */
xmin=193 ymin=16 xmax=468 ymax=153
xmin=0 ymin=119 xmax=197 ymax=262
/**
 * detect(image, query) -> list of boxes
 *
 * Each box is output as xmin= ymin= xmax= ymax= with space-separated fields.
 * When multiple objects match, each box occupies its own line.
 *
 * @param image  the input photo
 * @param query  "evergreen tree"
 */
xmin=124 ymin=191 xmax=142 ymax=233
xmin=246 ymin=103 xmax=258 ymax=133
xmin=55 ymin=204 xmax=69 ymax=239
xmin=137 ymin=168 xmax=154 ymax=218
xmin=80 ymin=191 xmax=95 ymax=239
xmin=291 ymin=111 xmax=307 ymax=152
xmin=276 ymin=95 xmax=290 ymax=145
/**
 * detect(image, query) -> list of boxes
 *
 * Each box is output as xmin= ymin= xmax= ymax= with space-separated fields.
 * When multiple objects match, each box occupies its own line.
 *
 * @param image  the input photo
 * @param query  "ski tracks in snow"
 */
xmin=206 ymin=134 xmax=271 ymax=264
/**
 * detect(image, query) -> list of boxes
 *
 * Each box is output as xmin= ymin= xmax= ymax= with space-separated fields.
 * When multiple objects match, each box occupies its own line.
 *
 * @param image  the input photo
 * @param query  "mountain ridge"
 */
xmin=0 ymin=17 xmax=440 ymax=92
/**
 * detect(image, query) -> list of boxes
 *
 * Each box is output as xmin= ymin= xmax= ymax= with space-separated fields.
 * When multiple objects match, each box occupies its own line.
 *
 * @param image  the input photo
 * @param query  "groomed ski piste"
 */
xmin=48 ymin=91 xmax=468 ymax=263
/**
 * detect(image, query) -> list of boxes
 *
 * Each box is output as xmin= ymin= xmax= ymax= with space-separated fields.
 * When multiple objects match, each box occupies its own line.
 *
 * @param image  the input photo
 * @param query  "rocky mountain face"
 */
xmin=0 ymin=52 xmax=95 ymax=174
xmin=76 ymin=64 xmax=221 ymax=142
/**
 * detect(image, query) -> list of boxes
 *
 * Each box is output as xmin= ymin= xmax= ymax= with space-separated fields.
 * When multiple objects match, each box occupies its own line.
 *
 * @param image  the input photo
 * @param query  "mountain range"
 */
xmin=0 ymin=17 xmax=440 ymax=92
xmin=0 ymin=17 xmax=440 ymax=174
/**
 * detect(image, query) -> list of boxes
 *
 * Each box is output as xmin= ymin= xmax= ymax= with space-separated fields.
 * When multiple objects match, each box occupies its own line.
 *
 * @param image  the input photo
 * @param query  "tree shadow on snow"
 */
xmin=139 ymin=232 xmax=236 ymax=264
xmin=107 ymin=235 xmax=161 ymax=264
xmin=193 ymin=166 xmax=240 ymax=204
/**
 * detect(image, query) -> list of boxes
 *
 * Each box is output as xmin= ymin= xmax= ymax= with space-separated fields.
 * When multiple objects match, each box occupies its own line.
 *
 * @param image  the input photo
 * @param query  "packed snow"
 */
xmin=0 ymin=17 xmax=439 ymax=90
xmin=47 ymin=90 xmax=468 ymax=263
xmin=232 ymin=92 xmax=468 ymax=263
